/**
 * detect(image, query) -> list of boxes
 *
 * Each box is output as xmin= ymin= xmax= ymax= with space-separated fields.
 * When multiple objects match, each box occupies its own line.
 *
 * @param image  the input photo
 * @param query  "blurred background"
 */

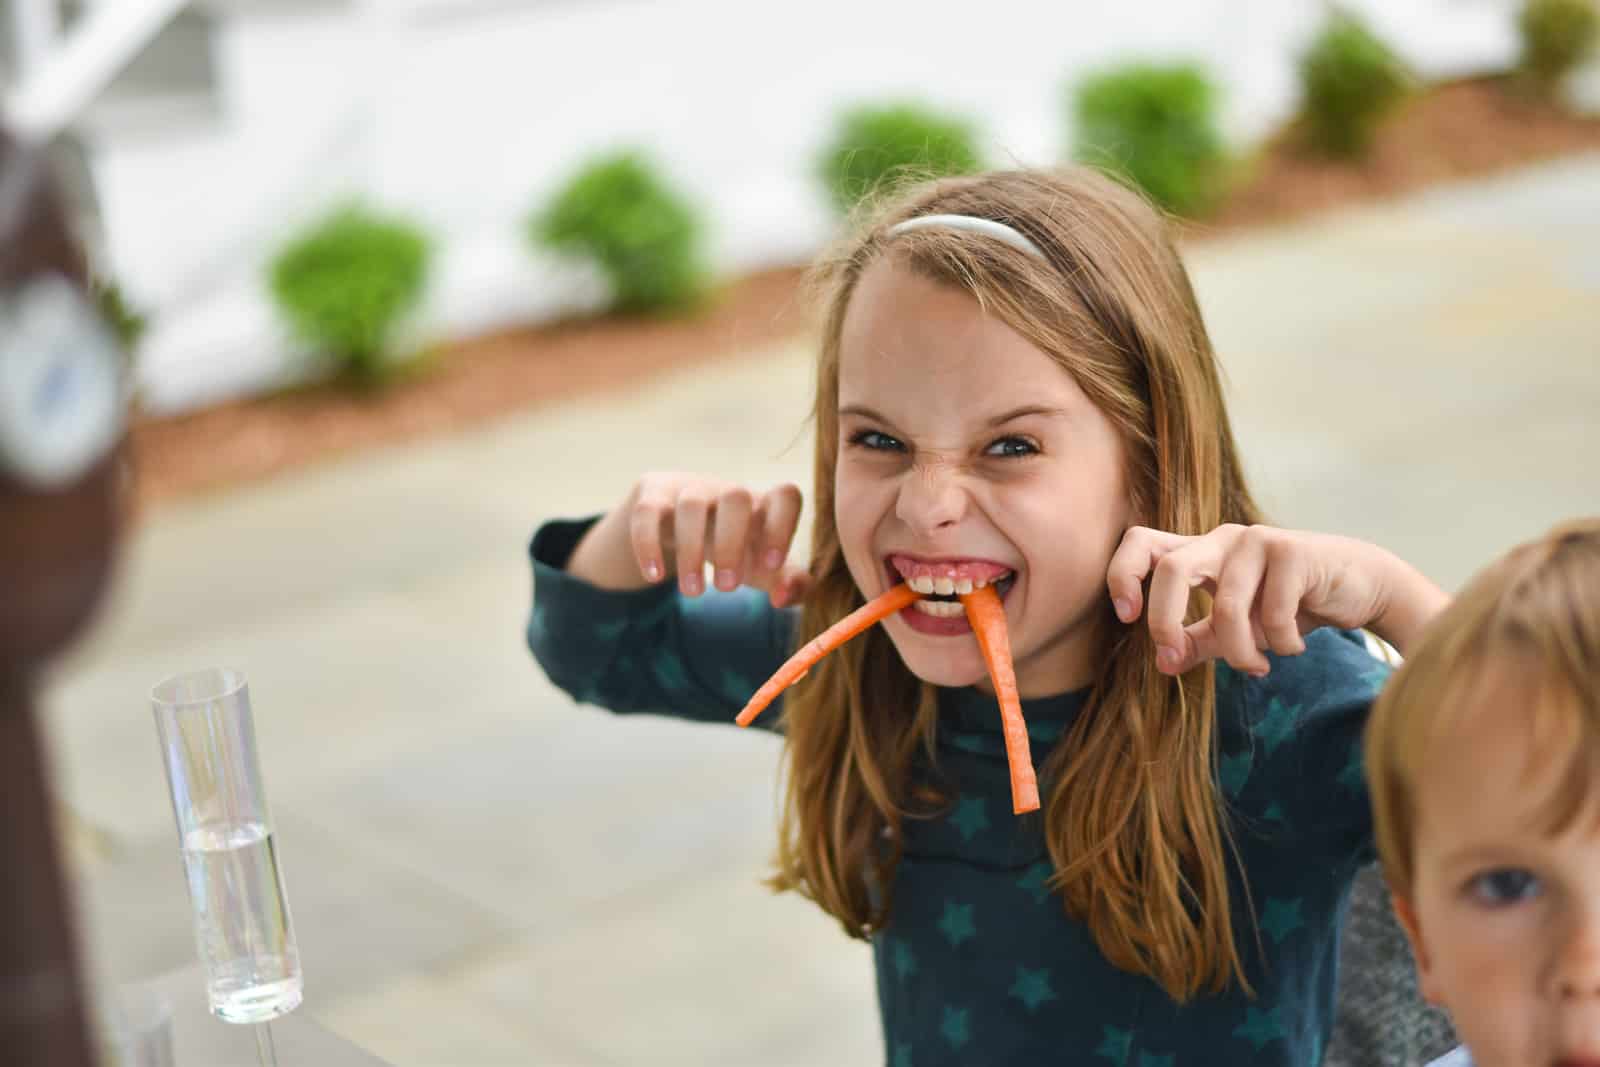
xmin=8 ymin=0 xmax=1598 ymax=1062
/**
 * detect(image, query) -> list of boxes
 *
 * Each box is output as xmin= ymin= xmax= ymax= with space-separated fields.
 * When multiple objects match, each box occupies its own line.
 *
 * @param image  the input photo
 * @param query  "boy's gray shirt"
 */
xmin=1326 ymin=864 xmax=1457 ymax=1066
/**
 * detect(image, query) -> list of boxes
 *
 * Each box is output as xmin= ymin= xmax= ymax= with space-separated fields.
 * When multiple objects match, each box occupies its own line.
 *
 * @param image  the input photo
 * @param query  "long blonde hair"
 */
xmin=767 ymin=167 xmax=1264 ymax=1003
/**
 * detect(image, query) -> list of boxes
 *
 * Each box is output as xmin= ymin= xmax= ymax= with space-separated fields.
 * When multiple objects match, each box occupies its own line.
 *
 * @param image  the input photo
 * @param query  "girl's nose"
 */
xmin=895 ymin=460 xmax=968 ymax=536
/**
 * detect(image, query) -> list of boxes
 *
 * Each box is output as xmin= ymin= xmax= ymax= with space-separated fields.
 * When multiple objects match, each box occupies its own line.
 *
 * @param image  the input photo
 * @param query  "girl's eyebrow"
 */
xmin=836 ymin=403 xmax=1069 ymax=428
xmin=983 ymin=404 xmax=1070 ymax=428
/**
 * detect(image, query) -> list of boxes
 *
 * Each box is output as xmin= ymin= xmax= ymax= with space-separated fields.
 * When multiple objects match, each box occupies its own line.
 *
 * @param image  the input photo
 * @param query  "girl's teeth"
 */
xmin=913 ymin=600 xmax=965 ymax=618
xmin=900 ymin=570 xmax=1012 ymax=594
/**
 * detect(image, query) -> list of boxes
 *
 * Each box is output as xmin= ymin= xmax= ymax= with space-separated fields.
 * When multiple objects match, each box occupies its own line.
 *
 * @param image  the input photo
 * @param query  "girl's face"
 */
xmin=834 ymin=256 xmax=1135 ymax=697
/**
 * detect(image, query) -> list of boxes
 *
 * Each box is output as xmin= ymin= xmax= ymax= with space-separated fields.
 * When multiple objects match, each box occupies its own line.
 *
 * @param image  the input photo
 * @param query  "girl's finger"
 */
xmin=1106 ymin=525 xmax=1190 ymax=623
xmin=770 ymin=563 xmax=813 ymax=608
xmin=1259 ymin=536 xmax=1311 ymax=656
xmin=1166 ymin=616 xmax=1221 ymax=675
xmin=674 ymin=487 xmax=714 ymax=596
xmin=1146 ymin=526 xmax=1242 ymax=670
xmin=1209 ymin=531 xmax=1271 ymax=675
xmin=630 ymin=483 xmax=674 ymax=583
xmin=757 ymin=483 xmax=804 ymax=577
xmin=709 ymin=486 xmax=754 ymax=591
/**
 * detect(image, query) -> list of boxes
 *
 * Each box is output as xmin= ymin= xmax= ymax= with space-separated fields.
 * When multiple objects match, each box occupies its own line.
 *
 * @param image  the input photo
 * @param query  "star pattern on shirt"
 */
xmin=719 ymin=665 xmax=758 ymax=707
xmin=940 ymin=1006 xmax=971 ymax=1049
xmin=1016 ymin=861 xmax=1053 ymax=903
xmin=1337 ymin=741 xmax=1365 ymax=792
xmin=1252 ymin=696 xmax=1301 ymax=754
xmin=639 ymin=595 xmax=677 ymax=627
xmin=1219 ymin=750 xmax=1253 ymax=797
xmin=1260 ymin=897 xmax=1306 ymax=944
xmin=893 ymin=939 xmax=918 ymax=982
xmin=1138 ymin=1053 xmax=1175 ymax=1067
xmin=1262 ymin=802 xmax=1288 ymax=826
xmin=938 ymin=900 xmax=977 ymax=947
xmin=578 ymin=647 xmax=632 ymax=705
xmin=591 ymin=616 xmax=629 ymax=643
xmin=892 ymin=1042 xmax=914 ymax=1067
xmin=1095 ymin=1025 xmax=1133 ymax=1063
xmin=1364 ymin=659 xmax=1394 ymax=689
xmin=1008 ymin=966 xmax=1057 ymax=1012
xmin=648 ymin=648 xmax=690 ymax=692
xmin=951 ymin=796 xmax=991 ymax=841
xmin=1234 ymin=1004 xmax=1287 ymax=1050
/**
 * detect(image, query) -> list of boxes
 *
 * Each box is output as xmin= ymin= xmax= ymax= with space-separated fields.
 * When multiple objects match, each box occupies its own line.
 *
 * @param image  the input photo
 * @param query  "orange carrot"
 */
xmin=959 ymin=585 xmax=1040 ymax=814
xmin=735 ymin=583 xmax=920 ymax=728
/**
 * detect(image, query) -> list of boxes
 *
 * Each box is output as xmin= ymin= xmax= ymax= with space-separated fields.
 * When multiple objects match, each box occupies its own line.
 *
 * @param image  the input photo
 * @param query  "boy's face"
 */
xmin=1395 ymin=666 xmax=1600 ymax=1067
xmin=832 ymin=257 xmax=1133 ymax=697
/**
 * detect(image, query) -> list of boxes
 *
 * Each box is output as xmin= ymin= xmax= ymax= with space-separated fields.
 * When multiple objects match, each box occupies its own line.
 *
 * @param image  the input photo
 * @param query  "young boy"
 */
xmin=1366 ymin=518 xmax=1600 ymax=1067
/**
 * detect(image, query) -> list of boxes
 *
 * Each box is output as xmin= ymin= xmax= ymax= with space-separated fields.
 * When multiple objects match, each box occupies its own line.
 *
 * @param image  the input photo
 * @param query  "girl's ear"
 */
xmin=1391 ymin=892 xmax=1443 ymax=1006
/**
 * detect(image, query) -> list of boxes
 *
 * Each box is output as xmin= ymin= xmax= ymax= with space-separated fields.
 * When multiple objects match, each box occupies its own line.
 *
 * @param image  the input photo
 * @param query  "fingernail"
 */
xmin=715 ymin=568 xmax=737 ymax=591
xmin=764 ymin=549 xmax=783 ymax=570
xmin=1113 ymin=597 xmax=1132 ymax=622
xmin=644 ymin=561 xmax=661 ymax=581
xmin=682 ymin=573 xmax=702 ymax=595
xmin=1156 ymin=646 xmax=1179 ymax=671
xmin=1249 ymin=667 xmax=1270 ymax=679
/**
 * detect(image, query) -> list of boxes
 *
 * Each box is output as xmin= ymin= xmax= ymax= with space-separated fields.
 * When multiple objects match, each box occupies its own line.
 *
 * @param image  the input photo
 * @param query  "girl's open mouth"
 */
xmin=883 ymin=555 xmax=1017 ymax=634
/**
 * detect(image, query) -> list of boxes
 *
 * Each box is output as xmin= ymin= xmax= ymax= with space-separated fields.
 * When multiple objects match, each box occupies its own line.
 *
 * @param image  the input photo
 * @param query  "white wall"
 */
xmin=92 ymin=0 xmax=1521 ymax=413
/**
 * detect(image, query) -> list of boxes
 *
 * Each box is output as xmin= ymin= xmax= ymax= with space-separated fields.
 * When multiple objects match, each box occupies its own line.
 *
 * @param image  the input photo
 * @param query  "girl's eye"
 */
xmin=849 ymin=430 xmax=905 ymax=453
xmin=985 ymin=436 xmax=1038 ymax=458
xmin=1466 ymin=867 xmax=1542 ymax=906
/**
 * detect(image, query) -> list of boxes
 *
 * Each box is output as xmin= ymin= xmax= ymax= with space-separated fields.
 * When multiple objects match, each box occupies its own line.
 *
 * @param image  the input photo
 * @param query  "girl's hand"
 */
xmin=1106 ymin=524 xmax=1447 ymax=676
xmin=627 ymin=472 xmax=813 ymax=606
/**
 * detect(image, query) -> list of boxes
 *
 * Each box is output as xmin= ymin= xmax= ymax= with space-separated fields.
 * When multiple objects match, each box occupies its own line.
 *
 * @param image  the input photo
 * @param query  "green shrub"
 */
xmin=531 ymin=152 xmax=707 ymax=315
xmin=1297 ymin=11 xmax=1412 ymax=158
xmin=1518 ymin=0 xmax=1600 ymax=95
xmin=818 ymin=103 xmax=982 ymax=215
xmin=1070 ymin=62 xmax=1227 ymax=217
xmin=269 ymin=205 xmax=430 ymax=383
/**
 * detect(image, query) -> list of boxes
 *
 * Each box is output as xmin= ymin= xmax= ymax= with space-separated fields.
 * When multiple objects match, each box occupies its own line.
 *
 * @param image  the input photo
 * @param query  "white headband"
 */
xmin=886 ymin=214 xmax=1045 ymax=260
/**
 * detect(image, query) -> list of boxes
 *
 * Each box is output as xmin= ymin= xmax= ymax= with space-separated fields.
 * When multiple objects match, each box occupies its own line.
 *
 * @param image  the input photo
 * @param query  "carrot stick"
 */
xmin=959 ymin=585 xmax=1040 ymax=814
xmin=735 ymin=583 xmax=921 ymax=727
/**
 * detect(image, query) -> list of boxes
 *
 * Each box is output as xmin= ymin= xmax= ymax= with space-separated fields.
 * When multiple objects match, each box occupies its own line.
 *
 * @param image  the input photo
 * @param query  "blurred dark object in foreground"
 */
xmin=0 ymin=124 xmax=128 ymax=1067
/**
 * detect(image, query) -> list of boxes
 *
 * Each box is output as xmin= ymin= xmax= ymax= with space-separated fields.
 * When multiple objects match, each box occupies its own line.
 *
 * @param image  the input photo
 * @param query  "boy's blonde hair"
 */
xmin=1366 ymin=518 xmax=1600 ymax=900
xmin=769 ymin=167 xmax=1264 ymax=1002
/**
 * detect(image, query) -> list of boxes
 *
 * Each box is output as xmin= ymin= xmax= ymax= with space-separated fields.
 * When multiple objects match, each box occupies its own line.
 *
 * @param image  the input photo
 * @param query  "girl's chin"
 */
xmin=883 ymin=625 xmax=990 ymax=688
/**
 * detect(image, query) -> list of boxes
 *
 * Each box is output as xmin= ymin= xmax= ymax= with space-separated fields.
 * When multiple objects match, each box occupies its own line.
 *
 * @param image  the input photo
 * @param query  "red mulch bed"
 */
xmin=129 ymin=75 xmax=1600 ymax=511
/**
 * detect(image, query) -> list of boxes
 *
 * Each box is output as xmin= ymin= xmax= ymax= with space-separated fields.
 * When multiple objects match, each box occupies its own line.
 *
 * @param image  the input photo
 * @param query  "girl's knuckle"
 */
xmin=1212 ymin=593 xmax=1247 ymax=622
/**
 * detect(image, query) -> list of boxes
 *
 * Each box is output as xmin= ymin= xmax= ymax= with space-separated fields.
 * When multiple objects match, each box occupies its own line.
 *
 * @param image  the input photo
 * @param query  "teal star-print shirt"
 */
xmin=527 ymin=518 xmax=1387 ymax=1066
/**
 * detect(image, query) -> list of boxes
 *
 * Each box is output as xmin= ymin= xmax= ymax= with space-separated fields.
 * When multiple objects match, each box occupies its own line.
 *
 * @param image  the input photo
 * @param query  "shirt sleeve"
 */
xmin=1218 ymin=627 xmax=1392 ymax=869
xmin=524 ymin=515 xmax=797 ymax=730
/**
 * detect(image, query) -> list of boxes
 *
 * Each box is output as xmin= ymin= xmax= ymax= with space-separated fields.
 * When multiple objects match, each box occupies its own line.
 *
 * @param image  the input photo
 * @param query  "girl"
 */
xmin=526 ymin=167 xmax=1450 ymax=1065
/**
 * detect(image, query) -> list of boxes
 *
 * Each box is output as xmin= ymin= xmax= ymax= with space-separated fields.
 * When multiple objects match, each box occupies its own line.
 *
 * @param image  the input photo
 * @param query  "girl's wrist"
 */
xmin=1368 ymin=549 xmax=1450 ymax=656
xmin=567 ymin=504 xmax=652 ymax=591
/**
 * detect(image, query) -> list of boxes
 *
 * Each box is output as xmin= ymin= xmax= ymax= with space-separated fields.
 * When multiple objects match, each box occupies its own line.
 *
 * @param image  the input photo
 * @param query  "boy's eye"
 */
xmin=985 ymin=435 xmax=1038 ymax=458
xmin=1467 ymin=867 xmax=1542 ymax=906
xmin=849 ymin=430 xmax=905 ymax=452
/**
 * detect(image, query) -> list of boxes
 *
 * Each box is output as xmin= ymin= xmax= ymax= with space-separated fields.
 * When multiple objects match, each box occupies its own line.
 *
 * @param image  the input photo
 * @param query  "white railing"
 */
xmin=3 ymin=0 xmax=192 ymax=142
